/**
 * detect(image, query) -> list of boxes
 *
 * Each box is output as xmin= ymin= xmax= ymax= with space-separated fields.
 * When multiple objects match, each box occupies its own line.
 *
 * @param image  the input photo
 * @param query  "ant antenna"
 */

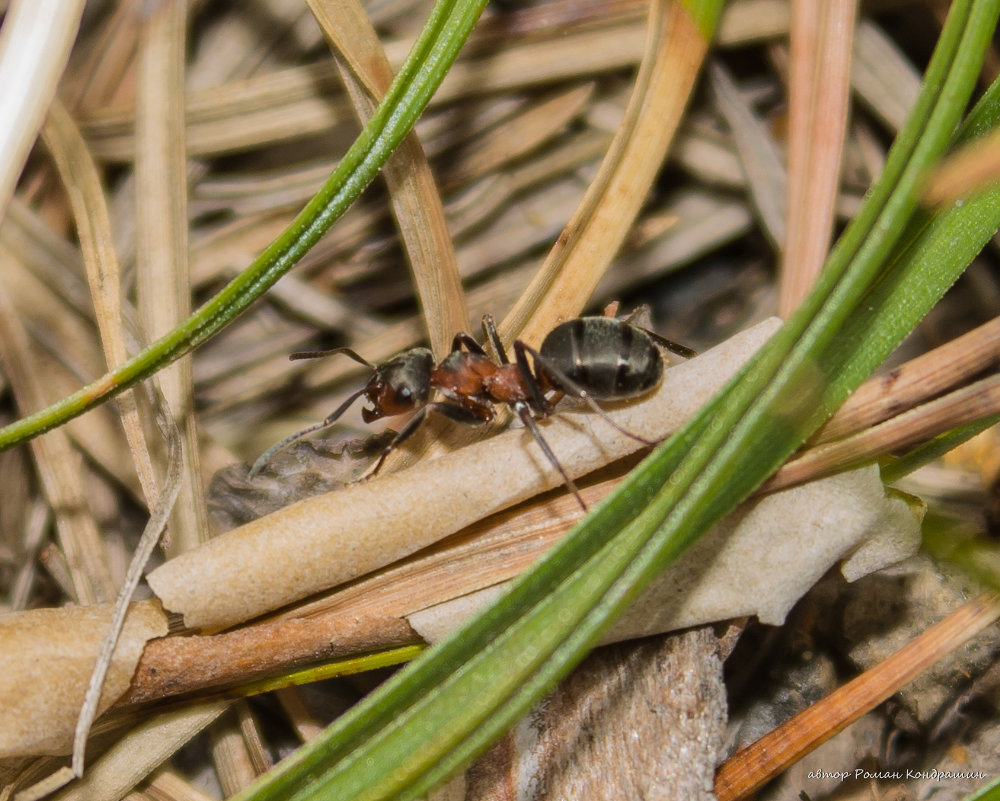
xmin=249 ymin=346 xmax=381 ymax=478
xmin=289 ymin=346 xmax=376 ymax=367
xmin=249 ymin=387 xmax=368 ymax=479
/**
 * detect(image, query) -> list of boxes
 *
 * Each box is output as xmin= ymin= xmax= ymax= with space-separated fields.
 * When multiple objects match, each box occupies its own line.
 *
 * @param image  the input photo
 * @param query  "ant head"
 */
xmin=362 ymin=347 xmax=434 ymax=422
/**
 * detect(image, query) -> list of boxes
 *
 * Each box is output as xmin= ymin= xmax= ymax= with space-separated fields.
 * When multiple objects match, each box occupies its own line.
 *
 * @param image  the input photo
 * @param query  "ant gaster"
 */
xmin=250 ymin=312 xmax=695 ymax=509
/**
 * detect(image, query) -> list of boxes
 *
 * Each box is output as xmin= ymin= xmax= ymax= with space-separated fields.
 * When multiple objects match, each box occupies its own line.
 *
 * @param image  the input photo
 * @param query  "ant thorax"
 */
xmin=430 ymin=350 xmax=495 ymax=403
xmin=481 ymin=362 xmax=533 ymax=406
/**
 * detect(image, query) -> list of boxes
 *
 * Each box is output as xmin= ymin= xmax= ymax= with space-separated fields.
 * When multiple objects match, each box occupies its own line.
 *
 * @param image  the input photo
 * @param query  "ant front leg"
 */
xmin=364 ymin=399 xmax=494 ymax=479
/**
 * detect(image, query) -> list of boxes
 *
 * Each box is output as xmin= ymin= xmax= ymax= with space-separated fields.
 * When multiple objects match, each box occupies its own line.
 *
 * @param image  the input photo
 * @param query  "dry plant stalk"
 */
xmin=40 ymin=100 xmax=159 ymax=507
xmin=308 ymin=0 xmax=469 ymax=357
xmin=0 ymin=273 xmax=113 ymax=605
xmin=135 ymin=0 xmax=209 ymax=557
xmin=501 ymin=0 xmax=709 ymax=346
xmin=817 ymin=314 xmax=1000 ymax=443
xmin=768 ymin=373 xmax=1000 ymax=492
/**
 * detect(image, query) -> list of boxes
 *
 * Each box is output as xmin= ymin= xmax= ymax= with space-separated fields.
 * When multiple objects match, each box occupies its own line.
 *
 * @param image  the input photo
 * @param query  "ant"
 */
xmin=250 ymin=310 xmax=695 ymax=509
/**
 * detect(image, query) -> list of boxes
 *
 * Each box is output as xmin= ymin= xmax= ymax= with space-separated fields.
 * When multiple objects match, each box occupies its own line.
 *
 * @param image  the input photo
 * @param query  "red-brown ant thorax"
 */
xmin=482 ymin=362 xmax=530 ymax=405
xmin=430 ymin=351 xmax=494 ymax=398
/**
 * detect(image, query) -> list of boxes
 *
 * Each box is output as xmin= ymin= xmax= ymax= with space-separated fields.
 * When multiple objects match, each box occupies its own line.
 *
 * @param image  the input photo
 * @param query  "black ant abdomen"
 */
xmin=538 ymin=317 xmax=665 ymax=402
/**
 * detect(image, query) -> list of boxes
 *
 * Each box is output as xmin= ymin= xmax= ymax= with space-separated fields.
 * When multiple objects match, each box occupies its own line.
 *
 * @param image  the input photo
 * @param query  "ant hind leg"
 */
xmin=363 ymin=400 xmax=494 ymax=480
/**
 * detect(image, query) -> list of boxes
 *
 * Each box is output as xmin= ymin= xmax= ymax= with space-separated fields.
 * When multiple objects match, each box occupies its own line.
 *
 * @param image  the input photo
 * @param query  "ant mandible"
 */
xmin=250 ymin=311 xmax=696 ymax=509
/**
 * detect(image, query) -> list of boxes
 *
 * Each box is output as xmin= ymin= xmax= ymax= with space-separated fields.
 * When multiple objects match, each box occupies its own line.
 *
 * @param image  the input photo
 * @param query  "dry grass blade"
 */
xmin=441 ymin=84 xmax=596 ymax=188
xmin=767 ymin=373 xmax=1000 ymax=492
xmin=308 ymin=0 xmax=469 ymax=357
xmin=818 ymin=314 xmax=1000 ymax=443
xmin=716 ymin=0 xmax=789 ymax=44
xmin=82 ymin=19 xmax=646 ymax=162
xmin=71 ymin=386 xmax=185 ymax=777
xmin=0 ymin=270 xmax=113 ymax=604
xmin=500 ymin=0 xmax=710 ymax=346
xmin=11 ymin=768 xmax=75 ymax=801
xmin=924 ymin=125 xmax=1000 ymax=206
xmin=40 ymin=99 xmax=159 ymax=508
xmin=709 ymin=61 xmax=787 ymax=250
xmin=46 ymin=704 xmax=230 ymax=801
xmin=851 ymin=19 xmax=921 ymax=134
xmin=779 ymin=0 xmax=857 ymax=316
xmin=714 ymin=593 xmax=1000 ymax=801
xmin=135 ymin=0 xmax=209 ymax=556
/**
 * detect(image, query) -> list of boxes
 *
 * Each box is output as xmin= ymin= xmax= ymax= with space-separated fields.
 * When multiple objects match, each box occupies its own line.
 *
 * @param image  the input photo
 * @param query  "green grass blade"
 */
xmin=960 ymin=776 xmax=1000 ymax=801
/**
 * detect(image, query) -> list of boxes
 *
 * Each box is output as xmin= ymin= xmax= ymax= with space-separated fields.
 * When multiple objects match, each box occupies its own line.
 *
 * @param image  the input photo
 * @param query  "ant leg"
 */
xmin=613 ymin=306 xmax=696 ymax=359
xmin=642 ymin=330 xmax=698 ymax=360
xmin=511 ymin=340 xmax=555 ymax=416
xmin=288 ymin=346 xmax=376 ymax=367
xmin=481 ymin=314 xmax=510 ymax=364
xmin=249 ymin=386 xmax=368 ymax=478
xmin=513 ymin=402 xmax=586 ymax=511
xmin=517 ymin=342 xmax=655 ymax=447
xmin=366 ymin=400 xmax=494 ymax=478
